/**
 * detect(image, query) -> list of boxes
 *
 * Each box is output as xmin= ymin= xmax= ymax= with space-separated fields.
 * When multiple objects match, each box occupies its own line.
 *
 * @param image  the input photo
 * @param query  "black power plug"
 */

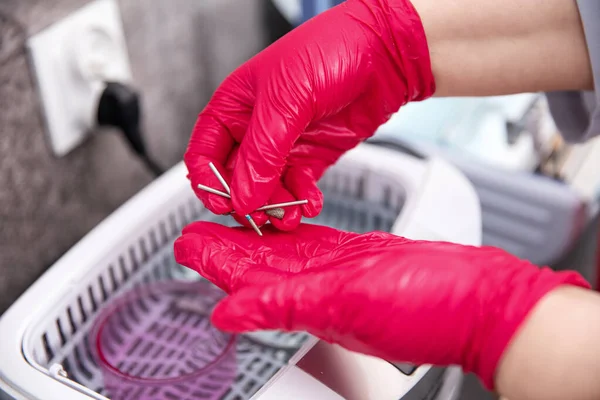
xmin=97 ymin=81 xmax=164 ymax=177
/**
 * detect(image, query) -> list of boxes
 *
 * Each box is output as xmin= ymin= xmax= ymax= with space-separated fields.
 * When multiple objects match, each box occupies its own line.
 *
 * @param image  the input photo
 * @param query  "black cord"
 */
xmin=97 ymin=82 xmax=165 ymax=177
xmin=0 ymin=11 xmax=164 ymax=178
xmin=139 ymin=153 xmax=164 ymax=177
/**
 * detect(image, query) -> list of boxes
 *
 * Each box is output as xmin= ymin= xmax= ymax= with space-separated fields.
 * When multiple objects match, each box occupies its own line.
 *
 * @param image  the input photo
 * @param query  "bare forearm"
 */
xmin=495 ymin=286 xmax=600 ymax=400
xmin=409 ymin=0 xmax=593 ymax=96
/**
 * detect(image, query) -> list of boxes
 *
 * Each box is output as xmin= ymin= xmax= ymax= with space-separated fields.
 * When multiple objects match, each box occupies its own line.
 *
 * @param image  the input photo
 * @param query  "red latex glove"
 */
xmin=174 ymin=222 xmax=590 ymax=390
xmin=184 ymin=0 xmax=435 ymax=230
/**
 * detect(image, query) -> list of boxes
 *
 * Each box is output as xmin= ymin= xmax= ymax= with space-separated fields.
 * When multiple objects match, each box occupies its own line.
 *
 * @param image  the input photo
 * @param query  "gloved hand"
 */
xmin=174 ymin=222 xmax=589 ymax=390
xmin=184 ymin=0 xmax=435 ymax=230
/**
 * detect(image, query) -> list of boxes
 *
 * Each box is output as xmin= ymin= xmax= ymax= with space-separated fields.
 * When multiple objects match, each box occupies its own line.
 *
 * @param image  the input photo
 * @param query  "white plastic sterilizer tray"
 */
xmin=0 ymin=142 xmax=481 ymax=400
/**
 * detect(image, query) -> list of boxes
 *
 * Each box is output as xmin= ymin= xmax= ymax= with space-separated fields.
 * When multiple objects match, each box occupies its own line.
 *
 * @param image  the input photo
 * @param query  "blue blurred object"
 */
xmin=301 ymin=0 xmax=344 ymax=23
xmin=271 ymin=0 xmax=343 ymax=26
xmin=374 ymin=94 xmax=551 ymax=172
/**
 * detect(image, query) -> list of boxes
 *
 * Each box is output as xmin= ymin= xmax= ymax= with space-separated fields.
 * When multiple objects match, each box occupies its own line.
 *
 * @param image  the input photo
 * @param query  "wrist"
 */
xmin=408 ymin=0 xmax=592 ymax=96
xmin=495 ymin=286 xmax=600 ymax=400
xmin=345 ymin=0 xmax=436 ymax=103
xmin=469 ymin=264 xmax=590 ymax=390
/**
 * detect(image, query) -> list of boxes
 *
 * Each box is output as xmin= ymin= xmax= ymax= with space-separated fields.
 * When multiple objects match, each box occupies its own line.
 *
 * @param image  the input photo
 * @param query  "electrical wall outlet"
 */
xmin=28 ymin=0 xmax=132 ymax=157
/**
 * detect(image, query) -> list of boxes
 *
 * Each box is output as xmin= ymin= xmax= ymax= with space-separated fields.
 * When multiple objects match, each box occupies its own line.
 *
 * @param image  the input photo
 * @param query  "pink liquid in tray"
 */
xmin=90 ymin=280 xmax=237 ymax=400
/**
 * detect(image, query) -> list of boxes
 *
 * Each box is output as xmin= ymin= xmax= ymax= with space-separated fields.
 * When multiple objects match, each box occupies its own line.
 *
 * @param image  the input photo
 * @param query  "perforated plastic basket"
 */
xmin=0 ymin=143 xmax=480 ymax=400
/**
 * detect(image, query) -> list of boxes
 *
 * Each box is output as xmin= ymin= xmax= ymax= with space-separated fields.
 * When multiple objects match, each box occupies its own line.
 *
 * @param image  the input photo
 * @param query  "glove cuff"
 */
xmin=386 ymin=0 xmax=437 ymax=102
xmin=468 ymin=266 xmax=590 ymax=390
xmin=345 ymin=0 xmax=437 ymax=104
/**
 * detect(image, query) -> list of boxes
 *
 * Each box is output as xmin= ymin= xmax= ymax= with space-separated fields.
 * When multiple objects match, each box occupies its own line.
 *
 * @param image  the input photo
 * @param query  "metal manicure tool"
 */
xmin=195 ymin=184 xmax=308 ymax=214
xmin=198 ymin=163 xmax=308 ymax=235
xmin=207 ymin=162 xmax=263 ymax=236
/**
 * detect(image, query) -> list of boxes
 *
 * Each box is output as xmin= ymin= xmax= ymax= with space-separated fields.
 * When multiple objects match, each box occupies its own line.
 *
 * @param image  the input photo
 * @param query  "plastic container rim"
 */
xmin=90 ymin=280 xmax=237 ymax=385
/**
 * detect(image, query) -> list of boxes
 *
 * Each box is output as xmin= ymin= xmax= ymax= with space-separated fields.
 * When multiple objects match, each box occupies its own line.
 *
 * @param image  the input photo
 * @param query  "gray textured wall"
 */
xmin=0 ymin=0 xmax=266 ymax=313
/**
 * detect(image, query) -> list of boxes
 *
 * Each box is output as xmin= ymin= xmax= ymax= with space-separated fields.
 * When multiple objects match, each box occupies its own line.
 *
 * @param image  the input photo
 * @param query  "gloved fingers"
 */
xmin=194 ymin=159 xmax=268 ymax=227
xmin=282 ymin=120 xmax=368 ymax=218
xmin=223 ymin=144 xmax=241 ymax=171
xmin=282 ymin=166 xmax=324 ymax=218
xmin=179 ymin=221 xmax=398 ymax=279
xmin=185 ymin=91 xmax=249 ymax=182
xmin=228 ymin=182 xmax=301 ymax=230
xmin=184 ymin=74 xmax=255 ymax=213
xmin=176 ymin=222 xmax=344 ymax=283
xmin=210 ymin=271 xmax=341 ymax=335
xmin=175 ymin=229 xmax=327 ymax=293
xmin=180 ymin=220 xmax=261 ymax=246
xmin=231 ymin=88 xmax=313 ymax=216
xmin=189 ymin=71 xmax=255 ymax=148
xmin=174 ymin=234 xmax=253 ymax=294
xmin=215 ymin=264 xmax=293 ymax=294
xmin=185 ymin=112 xmax=236 ymax=172
xmin=212 ymin=144 xmax=269 ymax=227
xmin=330 ymin=231 xmax=411 ymax=255
xmin=265 ymin=184 xmax=303 ymax=231
xmin=231 ymin=210 xmax=269 ymax=229
xmin=175 ymin=232 xmax=301 ymax=294
xmin=188 ymin=158 xmax=233 ymax=215
xmin=181 ymin=221 xmax=360 ymax=253
xmin=219 ymin=145 xmax=298 ymax=229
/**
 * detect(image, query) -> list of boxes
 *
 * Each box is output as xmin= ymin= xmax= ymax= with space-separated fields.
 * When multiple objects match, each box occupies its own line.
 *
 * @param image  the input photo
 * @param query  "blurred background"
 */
xmin=1 ymin=1 xmax=600 ymax=399
xmin=0 ymin=0 xmax=269 ymax=313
